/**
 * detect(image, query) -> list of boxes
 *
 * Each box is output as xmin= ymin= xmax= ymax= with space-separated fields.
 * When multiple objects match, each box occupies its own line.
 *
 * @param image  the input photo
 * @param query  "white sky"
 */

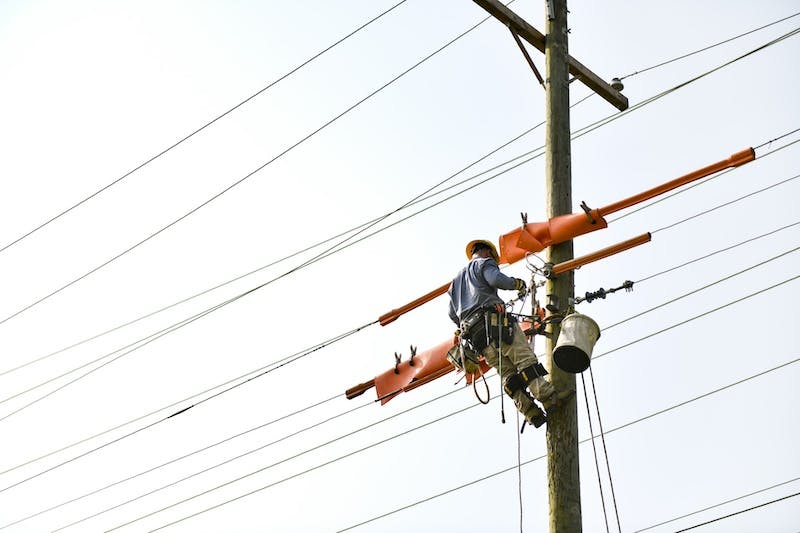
xmin=0 ymin=1 xmax=799 ymax=531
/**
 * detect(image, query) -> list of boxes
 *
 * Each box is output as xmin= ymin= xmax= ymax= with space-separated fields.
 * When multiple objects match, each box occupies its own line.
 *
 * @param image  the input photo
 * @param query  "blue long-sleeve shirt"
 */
xmin=448 ymin=257 xmax=516 ymax=325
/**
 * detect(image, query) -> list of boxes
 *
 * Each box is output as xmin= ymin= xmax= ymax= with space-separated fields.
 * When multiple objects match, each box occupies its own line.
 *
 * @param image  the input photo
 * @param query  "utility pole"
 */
xmin=542 ymin=0 xmax=580 ymax=530
xmin=471 ymin=1 xmax=626 ymax=530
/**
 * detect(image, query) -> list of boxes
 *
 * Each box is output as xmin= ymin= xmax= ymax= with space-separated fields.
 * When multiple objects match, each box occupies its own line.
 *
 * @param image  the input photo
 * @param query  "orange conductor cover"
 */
xmin=374 ymin=338 xmax=457 ymax=404
xmin=499 ymin=209 xmax=608 ymax=264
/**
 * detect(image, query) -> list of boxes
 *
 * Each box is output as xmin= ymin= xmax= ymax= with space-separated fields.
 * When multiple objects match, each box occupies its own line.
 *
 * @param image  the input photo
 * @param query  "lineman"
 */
xmin=448 ymin=239 xmax=569 ymax=428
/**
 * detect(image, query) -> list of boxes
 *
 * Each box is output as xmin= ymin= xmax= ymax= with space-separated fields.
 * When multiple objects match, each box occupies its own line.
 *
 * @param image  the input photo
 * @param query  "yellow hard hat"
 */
xmin=465 ymin=239 xmax=499 ymax=261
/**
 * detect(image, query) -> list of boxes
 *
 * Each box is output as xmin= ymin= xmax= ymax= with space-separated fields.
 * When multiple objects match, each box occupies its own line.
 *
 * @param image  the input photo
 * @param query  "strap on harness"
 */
xmin=520 ymin=363 xmax=548 ymax=383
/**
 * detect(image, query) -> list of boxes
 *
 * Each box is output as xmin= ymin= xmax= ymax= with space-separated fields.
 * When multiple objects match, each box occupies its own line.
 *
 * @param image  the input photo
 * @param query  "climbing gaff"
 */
xmin=553 ymin=313 xmax=601 ymax=373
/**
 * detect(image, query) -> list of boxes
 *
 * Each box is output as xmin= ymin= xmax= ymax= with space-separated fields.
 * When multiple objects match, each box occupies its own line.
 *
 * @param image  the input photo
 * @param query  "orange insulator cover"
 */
xmin=499 ymin=209 xmax=608 ymax=264
xmin=370 ymin=322 xmax=536 ymax=404
xmin=374 ymin=338 xmax=457 ymax=404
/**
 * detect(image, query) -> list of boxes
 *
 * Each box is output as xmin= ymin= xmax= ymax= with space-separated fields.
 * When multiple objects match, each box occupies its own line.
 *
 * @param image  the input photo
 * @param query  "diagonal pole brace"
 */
xmin=509 ymin=27 xmax=546 ymax=89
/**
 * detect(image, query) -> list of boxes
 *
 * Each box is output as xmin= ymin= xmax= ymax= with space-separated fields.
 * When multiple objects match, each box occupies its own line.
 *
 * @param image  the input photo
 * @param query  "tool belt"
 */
xmin=461 ymin=305 xmax=515 ymax=353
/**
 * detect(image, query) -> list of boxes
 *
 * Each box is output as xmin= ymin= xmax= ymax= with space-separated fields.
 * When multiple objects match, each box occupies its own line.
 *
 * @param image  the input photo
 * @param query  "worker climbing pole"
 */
xmin=344 ymin=1 xmax=758 ymax=530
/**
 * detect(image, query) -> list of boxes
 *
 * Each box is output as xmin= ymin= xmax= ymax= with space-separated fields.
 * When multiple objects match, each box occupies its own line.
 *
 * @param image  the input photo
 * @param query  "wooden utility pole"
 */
xmin=543 ymin=0 xmax=580 ymax=530
xmin=471 ymin=1 xmax=626 ymax=530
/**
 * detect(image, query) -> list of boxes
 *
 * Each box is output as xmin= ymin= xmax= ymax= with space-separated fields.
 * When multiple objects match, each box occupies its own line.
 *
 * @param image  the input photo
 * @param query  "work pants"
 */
xmin=481 ymin=322 xmax=556 ymax=408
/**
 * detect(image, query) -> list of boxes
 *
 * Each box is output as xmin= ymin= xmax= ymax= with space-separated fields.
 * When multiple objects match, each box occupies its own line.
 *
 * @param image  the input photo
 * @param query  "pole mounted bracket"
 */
xmin=542 ymin=261 xmax=556 ymax=279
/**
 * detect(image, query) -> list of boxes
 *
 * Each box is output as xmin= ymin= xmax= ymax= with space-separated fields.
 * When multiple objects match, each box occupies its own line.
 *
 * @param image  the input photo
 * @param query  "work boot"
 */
xmin=524 ymin=402 xmax=547 ymax=428
xmin=511 ymin=387 xmax=546 ymax=428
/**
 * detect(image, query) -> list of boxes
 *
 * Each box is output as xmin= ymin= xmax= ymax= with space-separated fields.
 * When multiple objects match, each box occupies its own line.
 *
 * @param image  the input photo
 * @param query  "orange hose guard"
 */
xmin=552 ymin=233 xmax=651 ymax=275
xmin=379 ymin=282 xmax=450 ymax=326
xmin=598 ymin=148 xmax=754 ymax=216
xmin=499 ymin=147 xmax=754 ymax=263
xmin=376 ymin=147 xmax=755 ymax=326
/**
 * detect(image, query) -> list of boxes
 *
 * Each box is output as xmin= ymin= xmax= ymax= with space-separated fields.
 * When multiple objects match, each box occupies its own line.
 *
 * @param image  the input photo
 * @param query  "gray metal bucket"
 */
xmin=553 ymin=313 xmax=601 ymax=373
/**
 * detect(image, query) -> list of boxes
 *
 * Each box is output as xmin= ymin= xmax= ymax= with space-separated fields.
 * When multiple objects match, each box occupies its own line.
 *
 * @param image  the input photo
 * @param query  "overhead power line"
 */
xmin=602 ymin=243 xmax=800 ymax=331
xmin=0 ymin=1 xmax=409 ymax=256
xmin=0 ymin=3 xmax=506 ymax=328
xmin=7 ymin=151 xmax=794 ymax=418
xmin=335 ymin=356 xmax=800 ymax=531
xmin=3 ymin=32 xmax=795 ymax=478
xmin=636 ymin=219 xmax=800 ymax=284
xmin=609 ymin=135 xmax=800 ymax=224
xmin=4 ymin=155 xmax=795 ymax=486
xmin=51 ymin=385 xmax=468 ymax=532
xmin=107 ymin=396 xmax=487 ymax=532
xmin=593 ymin=273 xmax=800 ymax=363
xmin=0 ymin=391 xmax=346 ymax=530
xmin=618 ymin=11 xmax=800 ymax=79
xmin=5 ymin=27 xmax=795 ymax=387
xmin=0 ymin=320 xmax=375 ymax=490
xmin=0 ymin=93 xmax=566 ymax=379
xmin=136 ymin=355 xmax=800 ymax=532
xmin=3 ymin=13 xmax=796 ymax=339
xmin=673 ymin=491 xmax=800 ymax=532
xmin=652 ymin=171 xmax=800 ymax=234
xmin=634 ymin=476 xmax=800 ymax=532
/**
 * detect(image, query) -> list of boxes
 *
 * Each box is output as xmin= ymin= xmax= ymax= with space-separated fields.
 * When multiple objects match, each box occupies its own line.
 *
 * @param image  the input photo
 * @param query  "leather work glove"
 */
xmin=513 ymin=278 xmax=528 ymax=300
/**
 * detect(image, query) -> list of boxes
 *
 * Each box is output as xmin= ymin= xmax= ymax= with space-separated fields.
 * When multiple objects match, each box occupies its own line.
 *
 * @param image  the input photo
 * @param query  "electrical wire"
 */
xmin=4 ymin=13 xmax=795 ymax=376
xmin=54 ymin=384 xmax=470 ymax=532
xmin=5 ymin=23 xmax=790 ymax=385
xmin=93 ymin=356 xmax=799 ymax=532
xmin=9 ymin=156 xmax=795 ymax=410
xmin=636 ymin=219 xmax=800 ymax=284
xmin=0 ymin=320 xmax=375 ymax=490
xmin=107 ymin=393 xmax=489 ymax=532
xmin=0 ymin=97 xmax=558 ymax=379
xmin=587 ymin=366 xmax=622 ymax=533
xmin=634 ymin=476 xmax=800 ymax=532
xmin=601 ymin=243 xmax=800 ymax=332
xmin=617 ymin=11 xmax=800 ymax=80
xmin=673 ymin=491 xmax=800 ymax=532
xmin=0 ymin=4 xmax=509 ymax=327
xmin=571 ymin=27 xmax=800 ymax=143
xmin=593 ymin=273 xmax=800 ymax=363
xmin=652 ymin=172 xmax=800 ymax=234
xmin=581 ymin=373 xmax=611 ymax=533
xmin=4 ymin=154 xmax=794 ymax=487
xmin=754 ymin=126 xmax=800 ymax=150
xmin=3 ymin=24 xmax=795 ymax=477
xmin=1 ymin=16 xmax=792 ymax=528
xmin=609 ymin=135 xmax=800 ymax=223
xmin=335 ymin=356 xmax=800 ymax=531
xmin=0 ymin=1 xmax=411 ymax=257
xmin=3 ymin=146 xmax=792 ymax=483
xmin=0 ymin=391 xmax=346 ymax=529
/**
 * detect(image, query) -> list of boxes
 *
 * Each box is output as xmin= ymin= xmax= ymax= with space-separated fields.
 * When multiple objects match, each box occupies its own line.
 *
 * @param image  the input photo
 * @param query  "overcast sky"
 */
xmin=0 ymin=1 xmax=799 ymax=532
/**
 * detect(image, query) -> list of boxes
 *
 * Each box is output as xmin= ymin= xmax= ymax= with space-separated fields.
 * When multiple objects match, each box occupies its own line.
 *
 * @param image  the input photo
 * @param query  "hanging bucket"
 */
xmin=553 ymin=313 xmax=601 ymax=373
